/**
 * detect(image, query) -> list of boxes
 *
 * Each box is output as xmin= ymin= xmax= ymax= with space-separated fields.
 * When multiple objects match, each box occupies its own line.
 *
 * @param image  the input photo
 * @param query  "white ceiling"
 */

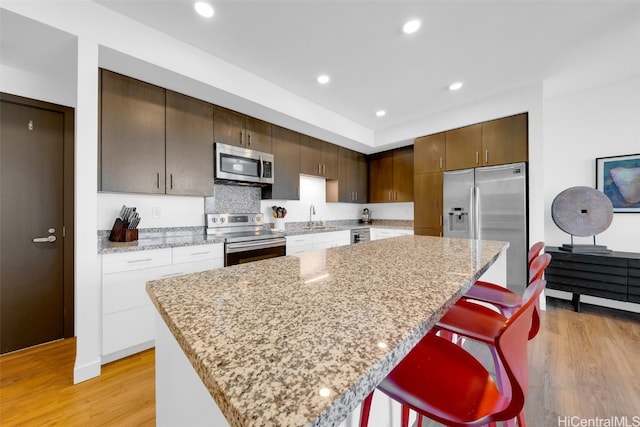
xmin=93 ymin=0 xmax=640 ymax=132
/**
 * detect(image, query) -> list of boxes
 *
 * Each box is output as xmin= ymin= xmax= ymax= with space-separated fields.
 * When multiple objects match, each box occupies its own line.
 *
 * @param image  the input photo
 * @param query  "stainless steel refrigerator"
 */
xmin=443 ymin=162 xmax=527 ymax=291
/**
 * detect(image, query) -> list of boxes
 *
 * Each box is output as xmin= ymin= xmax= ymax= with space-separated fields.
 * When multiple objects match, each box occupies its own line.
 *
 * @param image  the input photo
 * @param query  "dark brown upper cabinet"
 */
xmin=165 ymin=90 xmax=214 ymax=196
xmin=445 ymin=123 xmax=482 ymax=171
xmin=368 ymin=146 xmax=414 ymax=203
xmin=329 ymin=147 xmax=368 ymax=203
xmin=414 ymin=132 xmax=445 ymax=174
xmin=262 ymin=125 xmax=300 ymax=200
xmin=100 ymin=69 xmax=166 ymax=194
xmin=444 ymin=113 xmax=528 ymax=170
xmin=481 ymin=113 xmax=528 ymax=166
xmin=299 ymin=135 xmax=338 ymax=179
xmin=213 ymin=106 xmax=272 ymax=153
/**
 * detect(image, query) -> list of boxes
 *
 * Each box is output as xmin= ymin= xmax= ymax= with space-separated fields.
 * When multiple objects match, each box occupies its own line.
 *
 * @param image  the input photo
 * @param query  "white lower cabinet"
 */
xmin=371 ymin=228 xmax=414 ymax=240
xmin=101 ymin=243 xmax=223 ymax=363
xmin=286 ymin=230 xmax=350 ymax=255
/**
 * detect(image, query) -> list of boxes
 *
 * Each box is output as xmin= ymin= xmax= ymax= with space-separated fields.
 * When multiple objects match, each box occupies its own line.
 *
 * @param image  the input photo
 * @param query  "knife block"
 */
xmin=109 ymin=218 xmax=139 ymax=242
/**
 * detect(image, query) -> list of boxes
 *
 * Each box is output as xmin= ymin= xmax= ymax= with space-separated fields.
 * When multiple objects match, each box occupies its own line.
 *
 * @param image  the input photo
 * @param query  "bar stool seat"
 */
xmin=359 ymin=279 xmax=547 ymax=427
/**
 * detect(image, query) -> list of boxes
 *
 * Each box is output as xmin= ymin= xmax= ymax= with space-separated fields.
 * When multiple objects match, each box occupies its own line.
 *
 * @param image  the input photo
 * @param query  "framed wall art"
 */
xmin=596 ymin=153 xmax=640 ymax=213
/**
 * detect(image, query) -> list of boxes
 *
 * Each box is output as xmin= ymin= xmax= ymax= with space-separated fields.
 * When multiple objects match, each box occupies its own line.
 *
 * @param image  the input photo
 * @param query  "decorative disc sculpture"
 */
xmin=551 ymin=186 xmax=613 ymax=253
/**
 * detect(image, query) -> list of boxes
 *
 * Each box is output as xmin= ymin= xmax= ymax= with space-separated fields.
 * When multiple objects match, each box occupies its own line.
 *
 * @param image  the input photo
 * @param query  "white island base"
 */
xmin=156 ymin=312 xmax=410 ymax=427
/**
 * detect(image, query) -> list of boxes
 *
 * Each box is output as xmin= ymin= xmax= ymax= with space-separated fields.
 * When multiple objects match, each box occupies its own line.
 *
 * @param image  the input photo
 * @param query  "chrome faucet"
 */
xmin=309 ymin=204 xmax=316 ymax=226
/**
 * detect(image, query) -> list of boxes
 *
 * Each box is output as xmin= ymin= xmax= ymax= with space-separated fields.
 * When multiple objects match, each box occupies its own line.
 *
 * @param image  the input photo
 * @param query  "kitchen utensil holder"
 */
xmin=109 ymin=218 xmax=139 ymax=242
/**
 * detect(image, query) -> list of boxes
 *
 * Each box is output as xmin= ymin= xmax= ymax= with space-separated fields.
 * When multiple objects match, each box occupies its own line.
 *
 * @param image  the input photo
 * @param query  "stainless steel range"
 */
xmin=206 ymin=213 xmax=286 ymax=266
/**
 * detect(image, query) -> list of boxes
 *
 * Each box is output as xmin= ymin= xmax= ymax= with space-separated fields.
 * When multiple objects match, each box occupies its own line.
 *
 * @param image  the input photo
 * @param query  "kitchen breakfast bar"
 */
xmin=146 ymin=235 xmax=508 ymax=427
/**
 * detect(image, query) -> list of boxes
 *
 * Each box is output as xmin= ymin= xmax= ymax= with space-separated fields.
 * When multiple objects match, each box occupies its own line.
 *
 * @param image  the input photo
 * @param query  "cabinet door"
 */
xmin=414 ymin=132 xmax=445 ymax=174
xmin=213 ymin=106 xmax=245 ymax=147
xmin=246 ymin=116 xmax=272 ymax=153
xmin=299 ymin=135 xmax=322 ymax=176
xmin=368 ymin=151 xmax=394 ymax=202
xmin=482 ymin=113 xmax=528 ymax=166
xmin=266 ymin=125 xmax=300 ymax=200
xmin=321 ymin=141 xmax=338 ymax=179
xmin=414 ymin=172 xmax=443 ymax=233
xmin=337 ymin=147 xmax=356 ymax=202
xmin=393 ymin=146 xmax=414 ymax=202
xmin=100 ymin=69 xmax=165 ymax=193
xmin=354 ymin=151 xmax=368 ymax=203
xmin=445 ymin=123 xmax=482 ymax=171
xmin=166 ymin=91 xmax=214 ymax=196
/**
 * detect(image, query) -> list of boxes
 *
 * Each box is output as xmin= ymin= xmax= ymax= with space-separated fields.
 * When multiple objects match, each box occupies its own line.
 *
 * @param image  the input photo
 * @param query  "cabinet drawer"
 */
xmin=102 ymin=248 xmax=172 ymax=274
xmin=312 ymin=230 xmax=349 ymax=244
xmin=286 ymin=235 xmax=313 ymax=247
xmin=103 ymin=305 xmax=156 ymax=355
xmin=173 ymin=243 xmax=223 ymax=264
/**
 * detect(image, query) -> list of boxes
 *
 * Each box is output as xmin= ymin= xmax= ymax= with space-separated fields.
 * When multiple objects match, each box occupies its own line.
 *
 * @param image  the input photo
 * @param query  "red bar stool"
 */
xmin=463 ymin=241 xmax=545 ymax=319
xmin=359 ymin=279 xmax=547 ymax=427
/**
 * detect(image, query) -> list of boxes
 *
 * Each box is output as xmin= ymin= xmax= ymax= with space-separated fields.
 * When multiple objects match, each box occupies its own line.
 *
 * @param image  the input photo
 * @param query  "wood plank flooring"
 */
xmin=1 ymin=298 xmax=638 ymax=426
xmin=0 ymin=338 xmax=155 ymax=426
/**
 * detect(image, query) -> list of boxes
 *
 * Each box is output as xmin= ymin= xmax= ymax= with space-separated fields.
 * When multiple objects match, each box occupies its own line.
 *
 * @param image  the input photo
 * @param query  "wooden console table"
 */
xmin=545 ymin=247 xmax=640 ymax=312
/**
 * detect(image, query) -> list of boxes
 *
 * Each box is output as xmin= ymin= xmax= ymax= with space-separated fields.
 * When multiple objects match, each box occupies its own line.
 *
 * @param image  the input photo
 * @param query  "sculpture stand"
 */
xmin=559 ymin=235 xmax=611 ymax=254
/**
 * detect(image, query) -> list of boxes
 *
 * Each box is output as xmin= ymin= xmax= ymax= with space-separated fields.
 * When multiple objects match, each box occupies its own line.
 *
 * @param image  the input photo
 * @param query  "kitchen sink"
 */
xmin=301 ymin=225 xmax=340 ymax=231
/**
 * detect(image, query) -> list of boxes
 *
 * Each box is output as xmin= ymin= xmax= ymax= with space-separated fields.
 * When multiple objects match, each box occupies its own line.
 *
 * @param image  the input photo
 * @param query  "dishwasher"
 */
xmin=351 ymin=227 xmax=370 ymax=244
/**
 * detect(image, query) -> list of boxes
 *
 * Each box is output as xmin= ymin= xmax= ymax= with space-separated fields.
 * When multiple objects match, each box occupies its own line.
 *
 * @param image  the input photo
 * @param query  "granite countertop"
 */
xmin=146 ymin=235 xmax=507 ymax=427
xmin=98 ymin=221 xmax=414 ymax=254
xmin=98 ymin=227 xmax=224 ymax=254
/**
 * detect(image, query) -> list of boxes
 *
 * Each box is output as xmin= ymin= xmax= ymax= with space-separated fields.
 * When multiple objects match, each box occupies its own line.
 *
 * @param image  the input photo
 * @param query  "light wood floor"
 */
xmin=1 ymin=298 xmax=638 ymax=426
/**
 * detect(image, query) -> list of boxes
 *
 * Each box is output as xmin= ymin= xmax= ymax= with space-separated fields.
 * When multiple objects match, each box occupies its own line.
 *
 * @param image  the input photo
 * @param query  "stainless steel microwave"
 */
xmin=215 ymin=142 xmax=274 ymax=185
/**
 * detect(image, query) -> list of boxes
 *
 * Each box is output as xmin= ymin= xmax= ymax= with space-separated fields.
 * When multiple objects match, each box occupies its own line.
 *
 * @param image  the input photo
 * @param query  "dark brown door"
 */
xmin=1 ymin=101 xmax=65 ymax=354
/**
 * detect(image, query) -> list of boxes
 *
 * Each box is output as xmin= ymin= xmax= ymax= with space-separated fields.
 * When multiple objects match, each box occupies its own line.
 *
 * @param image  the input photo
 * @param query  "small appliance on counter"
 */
xmin=109 ymin=205 xmax=141 ymax=242
xmin=360 ymin=208 xmax=371 ymax=224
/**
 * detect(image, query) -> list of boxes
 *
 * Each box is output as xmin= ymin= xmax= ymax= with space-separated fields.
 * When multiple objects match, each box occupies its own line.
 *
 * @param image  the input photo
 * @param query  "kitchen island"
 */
xmin=147 ymin=235 xmax=508 ymax=427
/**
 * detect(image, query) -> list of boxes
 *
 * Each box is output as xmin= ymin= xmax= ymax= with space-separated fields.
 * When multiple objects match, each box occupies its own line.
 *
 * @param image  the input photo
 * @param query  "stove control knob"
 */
xmin=220 ymin=217 xmax=226 ymax=223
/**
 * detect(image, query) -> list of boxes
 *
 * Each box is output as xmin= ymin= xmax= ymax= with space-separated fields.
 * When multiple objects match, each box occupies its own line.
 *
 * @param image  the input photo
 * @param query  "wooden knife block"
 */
xmin=109 ymin=218 xmax=139 ymax=242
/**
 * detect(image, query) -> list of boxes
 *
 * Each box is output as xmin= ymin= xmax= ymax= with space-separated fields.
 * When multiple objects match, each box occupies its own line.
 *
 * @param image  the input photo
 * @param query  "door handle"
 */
xmin=33 ymin=235 xmax=56 ymax=243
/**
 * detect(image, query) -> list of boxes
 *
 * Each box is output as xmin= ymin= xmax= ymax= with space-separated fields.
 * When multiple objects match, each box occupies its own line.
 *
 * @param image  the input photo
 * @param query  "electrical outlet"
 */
xmin=152 ymin=207 xmax=161 ymax=218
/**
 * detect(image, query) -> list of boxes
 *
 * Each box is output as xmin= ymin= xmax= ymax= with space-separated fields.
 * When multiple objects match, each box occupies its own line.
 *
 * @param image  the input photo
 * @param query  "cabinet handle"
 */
xmin=156 ymin=172 xmax=160 ymax=189
xmin=355 ymin=191 xmax=358 ymax=201
xmin=127 ymin=258 xmax=153 ymax=263
xmin=439 ymin=215 xmax=443 ymax=226
xmin=189 ymin=251 xmax=211 ymax=256
xmin=475 ymin=152 xmax=479 ymax=165
xmin=318 ymin=164 xmax=321 ymax=175
xmin=240 ymin=131 xmax=244 ymax=145
xmin=323 ymin=164 xmax=326 ymax=175
xmin=247 ymin=133 xmax=251 ymax=147
xmin=485 ymin=149 xmax=489 ymax=164
xmin=395 ymin=191 xmax=398 ymax=201
xmin=388 ymin=191 xmax=392 ymax=201
xmin=439 ymin=157 xmax=443 ymax=170
xmin=170 ymin=173 xmax=173 ymax=189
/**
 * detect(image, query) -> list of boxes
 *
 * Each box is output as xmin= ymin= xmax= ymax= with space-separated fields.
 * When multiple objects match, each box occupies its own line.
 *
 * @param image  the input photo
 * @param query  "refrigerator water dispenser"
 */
xmin=448 ymin=207 xmax=469 ymax=232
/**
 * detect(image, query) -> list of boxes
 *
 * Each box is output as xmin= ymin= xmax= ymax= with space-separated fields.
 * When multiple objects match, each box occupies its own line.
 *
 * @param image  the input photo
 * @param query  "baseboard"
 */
xmin=101 ymin=341 xmax=155 ymax=365
xmin=73 ymin=359 xmax=101 ymax=384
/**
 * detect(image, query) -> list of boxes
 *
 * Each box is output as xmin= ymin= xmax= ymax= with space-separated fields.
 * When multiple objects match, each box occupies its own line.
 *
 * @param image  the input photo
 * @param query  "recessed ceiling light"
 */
xmin=375 ymin=110 xmax=386 ymax=117
xmin=403 ymin=19 xmax=421 ymax=34
xmin=317 ymin=74 xmax=330 ymax=84
xmin=194 ymin=2 xmax=214 ymax=18
xmin=449 ymin=81 xmax=463 ymax=91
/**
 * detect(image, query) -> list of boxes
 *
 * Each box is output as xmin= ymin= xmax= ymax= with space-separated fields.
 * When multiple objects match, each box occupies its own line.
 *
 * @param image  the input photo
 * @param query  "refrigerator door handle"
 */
xmin=475 ymin=186 xmax=481 ymax=241
xmin=469 ymin=186 xmax=475 ymax=238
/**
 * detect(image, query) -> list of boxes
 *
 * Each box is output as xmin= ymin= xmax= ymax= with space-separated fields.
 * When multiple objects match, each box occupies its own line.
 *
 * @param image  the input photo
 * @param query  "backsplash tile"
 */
xmin=205 ymin=184 xmax=261 ymax=214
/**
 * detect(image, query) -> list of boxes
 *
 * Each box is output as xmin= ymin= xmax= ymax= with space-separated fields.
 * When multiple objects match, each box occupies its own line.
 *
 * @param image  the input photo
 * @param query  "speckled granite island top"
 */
xmin=146 ymin=236 xmax=507 ymax=427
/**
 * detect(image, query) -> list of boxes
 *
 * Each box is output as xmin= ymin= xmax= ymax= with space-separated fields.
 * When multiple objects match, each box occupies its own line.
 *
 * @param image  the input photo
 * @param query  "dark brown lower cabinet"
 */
xmin=414 ymin=172 xmax=443 ymax=236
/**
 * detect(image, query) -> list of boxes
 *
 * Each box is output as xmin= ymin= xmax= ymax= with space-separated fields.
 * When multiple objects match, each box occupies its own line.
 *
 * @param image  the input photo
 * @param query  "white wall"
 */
xmin=543 ymin=75 xmax=640 ymax=253
xmin=98 ymin=193 xmax=204 ymax=230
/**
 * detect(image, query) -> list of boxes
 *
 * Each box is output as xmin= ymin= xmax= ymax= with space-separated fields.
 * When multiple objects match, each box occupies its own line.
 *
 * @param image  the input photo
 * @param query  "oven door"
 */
xmin=225 ymin=237 xmax=286 ymax=266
